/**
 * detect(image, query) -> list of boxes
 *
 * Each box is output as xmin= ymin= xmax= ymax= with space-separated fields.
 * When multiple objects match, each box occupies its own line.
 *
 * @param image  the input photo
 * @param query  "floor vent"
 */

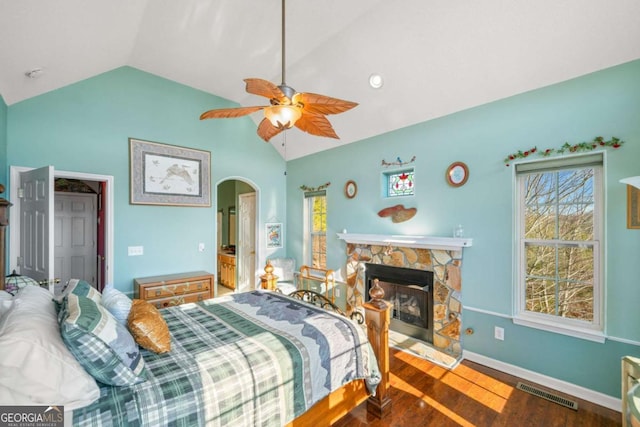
xmin=516 ymin=382 xmax=579 ymax=411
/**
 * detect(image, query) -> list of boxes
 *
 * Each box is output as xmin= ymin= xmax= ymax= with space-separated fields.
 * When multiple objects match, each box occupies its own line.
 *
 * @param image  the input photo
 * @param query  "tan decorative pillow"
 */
xmin=127 ymin=299 xmax=171 ymax=354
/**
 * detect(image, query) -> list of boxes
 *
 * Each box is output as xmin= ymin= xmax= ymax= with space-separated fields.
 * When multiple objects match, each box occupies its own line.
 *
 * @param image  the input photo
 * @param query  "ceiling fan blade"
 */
xmin=200 ymin=106 xmax=264 ymax=120
xmin=256 ymin=118 xmax=285 ymax=142
xmin=244 ymin=78 xmax=288 ymax=103
xmin=294 ymin=113 xmax=339 ymax=139
xmin=293 ymin=92 xmax=358 ymax=115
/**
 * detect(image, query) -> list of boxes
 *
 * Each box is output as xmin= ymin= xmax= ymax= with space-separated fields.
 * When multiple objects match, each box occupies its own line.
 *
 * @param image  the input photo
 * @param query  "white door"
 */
xmin=19 ymin=166 xmax=54 ymax=290
xmin=237 ymin=192 xmax=256 ymax=292
xmin=54 ymin=193 xmax=97 ymax=290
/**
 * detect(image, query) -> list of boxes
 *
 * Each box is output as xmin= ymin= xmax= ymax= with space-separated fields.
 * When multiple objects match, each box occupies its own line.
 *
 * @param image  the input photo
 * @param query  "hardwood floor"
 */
xmin=334 ymin=348 xmax=621 ymax=427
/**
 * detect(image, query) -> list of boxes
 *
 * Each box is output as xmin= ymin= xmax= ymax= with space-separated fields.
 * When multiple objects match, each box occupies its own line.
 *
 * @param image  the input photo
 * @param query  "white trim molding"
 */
xmin=463 ymin=350 xmax=620 ymax=413
xmin=336 ymin=233 xmax=472 ymax=251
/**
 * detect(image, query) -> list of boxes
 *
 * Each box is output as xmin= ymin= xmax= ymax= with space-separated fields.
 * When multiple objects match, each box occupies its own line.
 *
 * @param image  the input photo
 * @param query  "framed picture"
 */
xmin=445 ymin=162 xmax=469 ymax=187
xmin=627 ymin=185 xmax=640 ymax=229
xmin=129 ymin=138 xmax=211 ymax=206
xmin=266 ymin=223 xmax=283 ymax=248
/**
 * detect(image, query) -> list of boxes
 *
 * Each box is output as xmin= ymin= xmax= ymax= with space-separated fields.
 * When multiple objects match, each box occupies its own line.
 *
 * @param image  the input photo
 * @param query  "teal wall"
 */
xmin=286 ymin=59 xmax=640 ymax=398
xmin=5 ymin=66 xmax=286 ymax=291
xmin=0 ymin=95 xmax=7 ymax=185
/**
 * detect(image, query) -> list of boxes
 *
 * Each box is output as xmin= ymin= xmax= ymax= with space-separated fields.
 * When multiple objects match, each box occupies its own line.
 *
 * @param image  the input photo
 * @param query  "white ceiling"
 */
xmin=1 ymin=0 xmax=639 ymax=160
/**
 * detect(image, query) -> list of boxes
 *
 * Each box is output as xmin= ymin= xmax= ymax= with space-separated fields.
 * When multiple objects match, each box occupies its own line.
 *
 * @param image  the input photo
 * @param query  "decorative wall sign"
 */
xmin=446 ymin=162 xmax=469 ymax=187
xmin=627 ymin=185 xmax=640 ymax=229
xmin=266 ymin=223 xmax=283 ymax=248
xmin=381 ymin=155 xmax=416 ymax=167
xmin=344 ymin=180 xmax=357 ymax=199
xmin=377 ymin=204 xmax=417 ymax=223
xmin=129 ymin=138 xmax=211 ymax=206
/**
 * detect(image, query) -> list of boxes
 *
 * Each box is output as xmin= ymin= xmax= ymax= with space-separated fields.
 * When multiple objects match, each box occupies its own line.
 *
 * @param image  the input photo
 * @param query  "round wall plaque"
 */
xmin=446 ymin=162 xmax=469 ymax=187
xmin=344 ymin=180 xmax=358 ymax=199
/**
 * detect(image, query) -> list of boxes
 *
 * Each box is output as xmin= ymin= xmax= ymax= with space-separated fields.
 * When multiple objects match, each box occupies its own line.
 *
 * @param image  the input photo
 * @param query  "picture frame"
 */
xmin=445 ymin=162 xmax=469 ymax=187
xmin=266 ymin=223 xmax=283 ymax=248
xmin=344 ymin=180 xmax=358 ymax=199
xmin=627 ymin=185 xmax=640 ymax=229
xmin=129 ymin=138 xmax=211 ymax=206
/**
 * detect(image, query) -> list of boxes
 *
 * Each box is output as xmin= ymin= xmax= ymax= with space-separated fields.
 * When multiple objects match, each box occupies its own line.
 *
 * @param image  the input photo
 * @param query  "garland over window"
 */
xmin=503 ymin=136 xmax=623 ymax=166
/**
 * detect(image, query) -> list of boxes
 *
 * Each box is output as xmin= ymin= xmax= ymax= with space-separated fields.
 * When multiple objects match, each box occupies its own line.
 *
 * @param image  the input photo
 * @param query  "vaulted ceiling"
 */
xmin=1 ymin=0 xmax=639 ymax=160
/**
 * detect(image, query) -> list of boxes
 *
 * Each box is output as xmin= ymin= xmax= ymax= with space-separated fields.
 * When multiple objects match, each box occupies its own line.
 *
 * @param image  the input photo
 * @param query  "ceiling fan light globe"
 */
xmin=265 ymin=105 xmax=302 ymax=128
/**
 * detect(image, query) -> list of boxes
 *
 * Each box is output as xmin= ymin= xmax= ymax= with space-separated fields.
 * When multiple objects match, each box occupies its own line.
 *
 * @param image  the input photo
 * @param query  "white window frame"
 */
xmin=303 ymin=191 xmax=327 ymax=269
xmin=513 ymin=152 xmax=605 ymax=343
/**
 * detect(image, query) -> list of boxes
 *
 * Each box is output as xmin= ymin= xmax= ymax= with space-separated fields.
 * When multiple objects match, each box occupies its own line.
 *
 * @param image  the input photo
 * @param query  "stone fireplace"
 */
xmin=338 ymin=233 xmax=472 ymax=358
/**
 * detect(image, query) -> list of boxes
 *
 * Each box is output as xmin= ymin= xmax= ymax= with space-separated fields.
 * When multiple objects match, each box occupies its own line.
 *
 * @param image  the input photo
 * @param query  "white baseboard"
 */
xmin=462 ymin=350 xmax=621 ymax=413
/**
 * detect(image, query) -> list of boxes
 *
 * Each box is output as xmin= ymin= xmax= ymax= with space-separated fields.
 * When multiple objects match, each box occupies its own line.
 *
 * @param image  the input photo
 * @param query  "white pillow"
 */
xmin=0 ymin=290 xmax=13 ymax=317
xmin=0 ymin=285 xmax=100 ymax=409
xmin=101 ymin=283 xmax=133 ymax=325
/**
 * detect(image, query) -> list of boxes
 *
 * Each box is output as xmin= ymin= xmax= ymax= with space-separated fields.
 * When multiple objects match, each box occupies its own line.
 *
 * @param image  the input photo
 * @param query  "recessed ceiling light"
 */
xmin=24 ymin=68 xmax=44 ymax=79
xmin=369 ymin=73 xmax=383 ymax=89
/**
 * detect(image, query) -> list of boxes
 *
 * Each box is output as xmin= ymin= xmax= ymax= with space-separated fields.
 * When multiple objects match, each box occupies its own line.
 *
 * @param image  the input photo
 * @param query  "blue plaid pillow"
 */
xmin=57 ymin=279 xmax=102 ymax=304
xmin=58 ymin=293 xmax=147 ymax=386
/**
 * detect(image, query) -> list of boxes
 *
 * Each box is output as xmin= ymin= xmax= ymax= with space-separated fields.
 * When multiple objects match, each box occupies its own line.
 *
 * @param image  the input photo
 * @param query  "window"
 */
xmin=514 ymin=153 xmax=604 ymax=342
xmin=385 ymin=169 xmax=415 ymax=197
xmin=304 ymin=191 xmax=326 ymax=268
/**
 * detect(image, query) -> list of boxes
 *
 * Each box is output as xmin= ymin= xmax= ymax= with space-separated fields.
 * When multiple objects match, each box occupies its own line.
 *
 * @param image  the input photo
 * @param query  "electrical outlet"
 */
xmin=128 ymin=246 xmax=143 ymax=256
xmin=494 ymin=326 xmax=504 ymax=341
xmin=335 ymin=288 xmax=341 ymax=298
xmin=198 ymin=243 xmax=205 ymax=252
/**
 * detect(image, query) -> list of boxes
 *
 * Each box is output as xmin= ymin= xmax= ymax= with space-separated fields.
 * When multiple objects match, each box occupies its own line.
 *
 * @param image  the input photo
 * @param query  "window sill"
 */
xmin=513 ymin=316 xmax=605 ymax=343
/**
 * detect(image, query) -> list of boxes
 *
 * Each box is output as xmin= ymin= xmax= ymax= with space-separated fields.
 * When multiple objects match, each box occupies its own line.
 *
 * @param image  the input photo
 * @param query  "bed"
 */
xmin=0 ymin=279 xmax=391 ymax=426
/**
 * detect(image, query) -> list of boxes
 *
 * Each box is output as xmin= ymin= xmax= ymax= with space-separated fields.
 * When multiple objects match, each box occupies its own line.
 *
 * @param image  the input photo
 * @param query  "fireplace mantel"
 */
xmin=337 ymin=233 xmax=472 ymax=252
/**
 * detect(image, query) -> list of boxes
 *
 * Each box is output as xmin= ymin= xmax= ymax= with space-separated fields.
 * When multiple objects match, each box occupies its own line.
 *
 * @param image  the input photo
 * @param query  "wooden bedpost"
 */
xmin=362 ymin=278 xmax=392 ymax=417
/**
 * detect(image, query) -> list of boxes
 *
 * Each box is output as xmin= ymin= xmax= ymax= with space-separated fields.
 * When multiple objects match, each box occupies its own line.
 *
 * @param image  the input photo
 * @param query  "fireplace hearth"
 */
xmin=365 ymin=263 xmax=434 ymax=344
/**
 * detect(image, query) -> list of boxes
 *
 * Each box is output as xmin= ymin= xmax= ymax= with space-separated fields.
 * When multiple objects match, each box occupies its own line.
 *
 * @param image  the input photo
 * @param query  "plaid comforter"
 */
xmin=70 ymin=290 xmax=380 ymax=426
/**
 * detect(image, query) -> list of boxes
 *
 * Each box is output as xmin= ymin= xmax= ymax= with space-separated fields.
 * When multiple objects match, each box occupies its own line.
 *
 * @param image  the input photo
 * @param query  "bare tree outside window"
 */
xmin=517 ymin=158 xmax=603 ymax=333
xmin=309 ymin=195 xmax=326 ymax=268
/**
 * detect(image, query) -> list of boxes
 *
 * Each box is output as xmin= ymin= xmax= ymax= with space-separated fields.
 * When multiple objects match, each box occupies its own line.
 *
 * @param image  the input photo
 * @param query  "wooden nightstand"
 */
xmin=134 ymin=271 xmax=214 ymax=309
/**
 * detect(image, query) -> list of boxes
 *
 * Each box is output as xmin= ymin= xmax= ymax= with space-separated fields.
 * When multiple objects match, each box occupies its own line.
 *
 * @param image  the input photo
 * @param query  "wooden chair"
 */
xmin=297 ymin=265 xmax=336 ymax=303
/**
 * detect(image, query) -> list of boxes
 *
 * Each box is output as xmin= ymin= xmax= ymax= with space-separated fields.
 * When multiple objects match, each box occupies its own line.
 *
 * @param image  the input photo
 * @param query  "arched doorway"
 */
xmin=216 ymin=178 xmax=258 ymax=297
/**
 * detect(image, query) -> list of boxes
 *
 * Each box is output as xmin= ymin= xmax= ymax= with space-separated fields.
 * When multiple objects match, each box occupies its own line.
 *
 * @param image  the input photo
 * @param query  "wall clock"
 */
xmin=344 ymin=180 xmax=358 ymax=199
xmin=446 ymin=162 xmax=469 ymax=187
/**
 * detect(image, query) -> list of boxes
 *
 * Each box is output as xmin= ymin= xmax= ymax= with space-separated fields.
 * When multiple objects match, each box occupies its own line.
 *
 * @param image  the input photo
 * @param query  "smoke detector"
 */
xmin=24 ymin=68 xmax=44 ymax=79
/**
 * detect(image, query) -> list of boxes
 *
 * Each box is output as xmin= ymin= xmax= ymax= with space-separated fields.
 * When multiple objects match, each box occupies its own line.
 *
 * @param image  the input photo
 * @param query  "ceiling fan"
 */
xmin=200 ymin=0 xmax=358 ymax=143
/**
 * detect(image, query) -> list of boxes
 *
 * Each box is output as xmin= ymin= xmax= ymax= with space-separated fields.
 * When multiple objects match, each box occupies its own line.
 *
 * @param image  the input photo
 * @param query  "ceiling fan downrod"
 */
xmin=278 ymin=0 xmax=295 ymax=98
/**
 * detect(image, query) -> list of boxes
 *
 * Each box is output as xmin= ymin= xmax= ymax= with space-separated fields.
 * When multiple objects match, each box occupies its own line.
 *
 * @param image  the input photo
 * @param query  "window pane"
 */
xmin=307 ymin=195 xmax=327 ymax=269
xmin=558 ymin=281 xmax=593 ymax=321
xmin=388 ymin=170 xmax=415 ymax=197
xmin=524 ymin=169 xmax=594 ymax=241
xmin=526 ymin=244 xmax=556 ymax=278
xmin=525 ymin=278 xmax=556 ymax=315
xmin=557 ymin=245 xmax=593 ymax=284
xmin=312 ymin=197 xmax=326 ymax=233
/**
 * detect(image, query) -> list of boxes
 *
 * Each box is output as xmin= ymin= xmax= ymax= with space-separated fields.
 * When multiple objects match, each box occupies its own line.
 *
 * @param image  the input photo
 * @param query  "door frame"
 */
xmin=215 ymin=176 xmax=260 ymax=295
xmin=9 ymin=166 xmax=115 ymax=286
